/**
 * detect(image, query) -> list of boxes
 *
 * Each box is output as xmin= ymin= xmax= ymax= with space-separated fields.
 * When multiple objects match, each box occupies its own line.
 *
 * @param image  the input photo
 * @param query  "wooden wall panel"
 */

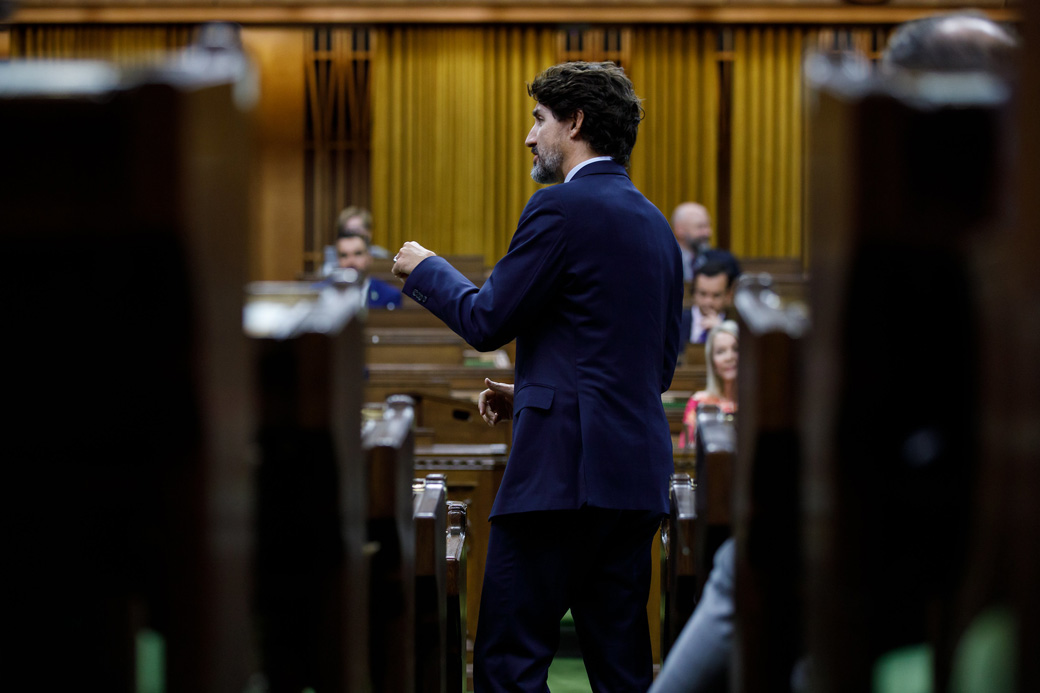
xmin=371 ymin=25 xmax=555 ymax=264
xmin=628 ymin=26 xmax=718 ymax=237
xmin=242 ymin=28 xmax=307 ymax=281
xmin=730 ymin=25 xmax=805 ymax=260
xmin=8 ymin=3 xmax=1019 ymax=29
xmin=11 ymin=0 xmax=1017 ymax=13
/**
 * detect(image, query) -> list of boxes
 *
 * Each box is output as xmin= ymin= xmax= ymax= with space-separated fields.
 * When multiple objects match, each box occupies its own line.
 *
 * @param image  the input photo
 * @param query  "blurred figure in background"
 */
xmin=671 ymin=202 xmax=741 ymax=282
xmin=678 ymin=320 xmax=738 ymax=449
xmin=333 ymin=230 xmax=401 ymax=309
xmin=337 ymin=206 xmax=390 ymax=259
xmin=681 ymin=261 xmax=734 ymax=345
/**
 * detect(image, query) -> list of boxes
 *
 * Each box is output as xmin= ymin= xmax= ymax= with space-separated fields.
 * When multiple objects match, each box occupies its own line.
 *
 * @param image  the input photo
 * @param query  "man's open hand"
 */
xmin=478 ymin=378 xmax=515 ymax=426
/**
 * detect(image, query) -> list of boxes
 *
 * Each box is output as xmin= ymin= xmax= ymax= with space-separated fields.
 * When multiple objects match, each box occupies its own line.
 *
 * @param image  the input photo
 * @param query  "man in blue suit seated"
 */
xmin=392 ymin=61 xmax=684 ymax=692
xmin=335 ymin=230 xmax=402 ymax=309
xmin=680 ymin=261 xmax=734 ymax=345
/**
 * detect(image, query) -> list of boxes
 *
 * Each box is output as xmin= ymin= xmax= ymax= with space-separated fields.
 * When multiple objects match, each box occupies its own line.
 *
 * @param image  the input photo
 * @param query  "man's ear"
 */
xmin=569 ymin=109 xmax=585 ymax=139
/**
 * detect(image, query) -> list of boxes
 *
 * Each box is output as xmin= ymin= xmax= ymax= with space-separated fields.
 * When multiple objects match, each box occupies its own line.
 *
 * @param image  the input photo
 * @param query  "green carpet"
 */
xmin=547 ymin=656 xmax=593 ymax=692
xmin=136 ymin=623 xmax=597 ymax=692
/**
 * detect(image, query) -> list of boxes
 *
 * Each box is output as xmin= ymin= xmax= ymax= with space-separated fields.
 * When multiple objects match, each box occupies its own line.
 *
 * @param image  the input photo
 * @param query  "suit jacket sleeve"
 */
xmin=402 ymin=190 xmax=567 ymax=352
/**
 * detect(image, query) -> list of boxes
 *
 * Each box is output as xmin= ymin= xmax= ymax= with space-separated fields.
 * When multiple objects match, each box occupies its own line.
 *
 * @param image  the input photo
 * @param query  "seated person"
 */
xmin=650 ymin=537 xmax=735 ymax=693
xmin=671 ymin=202 xmax=741 ymax=282
xmin=333 ymin=230 xmax=402 ymax=309
xmin=337 ymin=205 xmax=389 ymax=259
xmin=681 ymin=262 xmax=735 ymax=345
xmin=678 ymin=320 xmax=738 ymax=449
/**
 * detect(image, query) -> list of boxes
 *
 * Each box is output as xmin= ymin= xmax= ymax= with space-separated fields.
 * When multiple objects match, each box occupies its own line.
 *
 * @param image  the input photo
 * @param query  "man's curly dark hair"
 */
xmin=527 ymin=61 xmax=644 ymax=167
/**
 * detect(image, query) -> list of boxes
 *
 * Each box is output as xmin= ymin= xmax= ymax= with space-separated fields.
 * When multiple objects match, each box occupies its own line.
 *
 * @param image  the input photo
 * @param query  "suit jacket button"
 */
xmin=411 ymin=289 xmax=427 ymax=304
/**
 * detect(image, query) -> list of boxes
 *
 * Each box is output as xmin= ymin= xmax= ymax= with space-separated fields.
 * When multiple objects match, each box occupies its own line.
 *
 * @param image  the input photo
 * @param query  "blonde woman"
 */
xmin=678 ymin=320 xmax=738 ymax=449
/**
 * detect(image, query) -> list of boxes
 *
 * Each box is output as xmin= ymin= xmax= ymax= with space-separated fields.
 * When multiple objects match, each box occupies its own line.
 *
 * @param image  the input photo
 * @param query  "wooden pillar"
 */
xmin=242 ymin=28 xmax=307 ymax=281
xmin=1 ymin=63 xmax=255 ymax=691
xmin=249 ymin=282 xmax=367 ymax=692
xmin=731 ymin=275 xmax=808 ymax=693
xmin=803 ymin=61 xmax=1007 ymax=692
xmin=364 ymin=394 xmax=418 ymax=693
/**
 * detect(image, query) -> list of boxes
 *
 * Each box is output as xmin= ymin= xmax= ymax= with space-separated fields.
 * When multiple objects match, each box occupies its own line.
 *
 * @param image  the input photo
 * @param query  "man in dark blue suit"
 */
xmin=393 ymin=61 xmax=684 ymax=691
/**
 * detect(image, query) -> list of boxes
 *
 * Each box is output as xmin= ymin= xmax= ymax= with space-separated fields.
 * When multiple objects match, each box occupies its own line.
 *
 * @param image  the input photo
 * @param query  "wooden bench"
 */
xmin=740 ymin=257 xmax=808 ymax=303
xmin=371 ymin=254 xmax=486 ymax=288
xmin=367 ymin=362 xmax=706 ymax=407
xmin=404 ymin=392 xmax=512 ymax=448
xmin=368 ymin=303 xmax=453 ymax=328
xmin=365 ymin=325 xmax=516 ymax=365
xmin=678 ymin=341 xmax=706 ymax=369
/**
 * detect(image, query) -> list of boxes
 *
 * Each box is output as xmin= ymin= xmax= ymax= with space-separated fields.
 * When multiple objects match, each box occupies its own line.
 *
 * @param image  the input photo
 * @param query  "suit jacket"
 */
xmin=366 ymin=277 xmax=402 ymax=309
xmin=311 ymin=275 xmax=402 ymax=308
xmin=403 ymin=160 xmax=684 ymax=517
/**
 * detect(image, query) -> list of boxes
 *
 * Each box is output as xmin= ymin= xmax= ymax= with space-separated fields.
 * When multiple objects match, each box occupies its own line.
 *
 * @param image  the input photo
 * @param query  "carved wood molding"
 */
xmin=7 ymin=2 xmax=1020 ymax=26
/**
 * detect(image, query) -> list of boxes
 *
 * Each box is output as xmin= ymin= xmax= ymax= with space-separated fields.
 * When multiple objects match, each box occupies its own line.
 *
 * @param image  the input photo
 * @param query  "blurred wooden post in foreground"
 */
xmin=1 ymin=60 xmax=254 ymax=690
xmin=803 ymin=56 xmax=1008 ymax=692
xmin=248 ymin=281 xmax=368 ymax=692
xmin=363 ymin=394 xmax=418 ymax=693
xmin=731 ymin=275 xmax=809 ymax=693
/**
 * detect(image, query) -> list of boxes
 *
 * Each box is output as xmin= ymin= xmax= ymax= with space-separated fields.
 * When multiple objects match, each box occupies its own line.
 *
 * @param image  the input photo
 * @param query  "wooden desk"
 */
xmin=365 ymin=326 xmax=516 ymax=365
xmin=367 ymin=362 xmax=705 ymax=405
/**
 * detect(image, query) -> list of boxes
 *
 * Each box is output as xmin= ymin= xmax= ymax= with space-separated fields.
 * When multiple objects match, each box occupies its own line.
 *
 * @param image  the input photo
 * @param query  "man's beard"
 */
xmin=530 ymin=145 xmax=563 ymax=184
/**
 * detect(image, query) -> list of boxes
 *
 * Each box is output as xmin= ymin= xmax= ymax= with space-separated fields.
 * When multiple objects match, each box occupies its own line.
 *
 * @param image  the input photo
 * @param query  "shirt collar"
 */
xmin=564 ymin=156 xmax=614 ymax=183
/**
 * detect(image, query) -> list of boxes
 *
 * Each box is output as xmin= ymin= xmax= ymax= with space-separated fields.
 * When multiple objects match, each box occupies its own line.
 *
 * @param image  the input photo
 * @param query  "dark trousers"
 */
xmin=474 ymin=507 xmax=663 ymax=693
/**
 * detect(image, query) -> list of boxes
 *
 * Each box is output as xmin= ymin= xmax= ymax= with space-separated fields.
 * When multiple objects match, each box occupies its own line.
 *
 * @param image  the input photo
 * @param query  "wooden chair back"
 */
xmin=731 ymin=274 xmax=809 ymax=693
xmin=661 ymin=473 xmax=697 ymax=659
xmin=250 ymin=281 xmax=368 ymax=693
xmin=363 ymin=394 xmax=418 ymax=693
xmin=414 ymin=473 xmax=449 ymax=693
